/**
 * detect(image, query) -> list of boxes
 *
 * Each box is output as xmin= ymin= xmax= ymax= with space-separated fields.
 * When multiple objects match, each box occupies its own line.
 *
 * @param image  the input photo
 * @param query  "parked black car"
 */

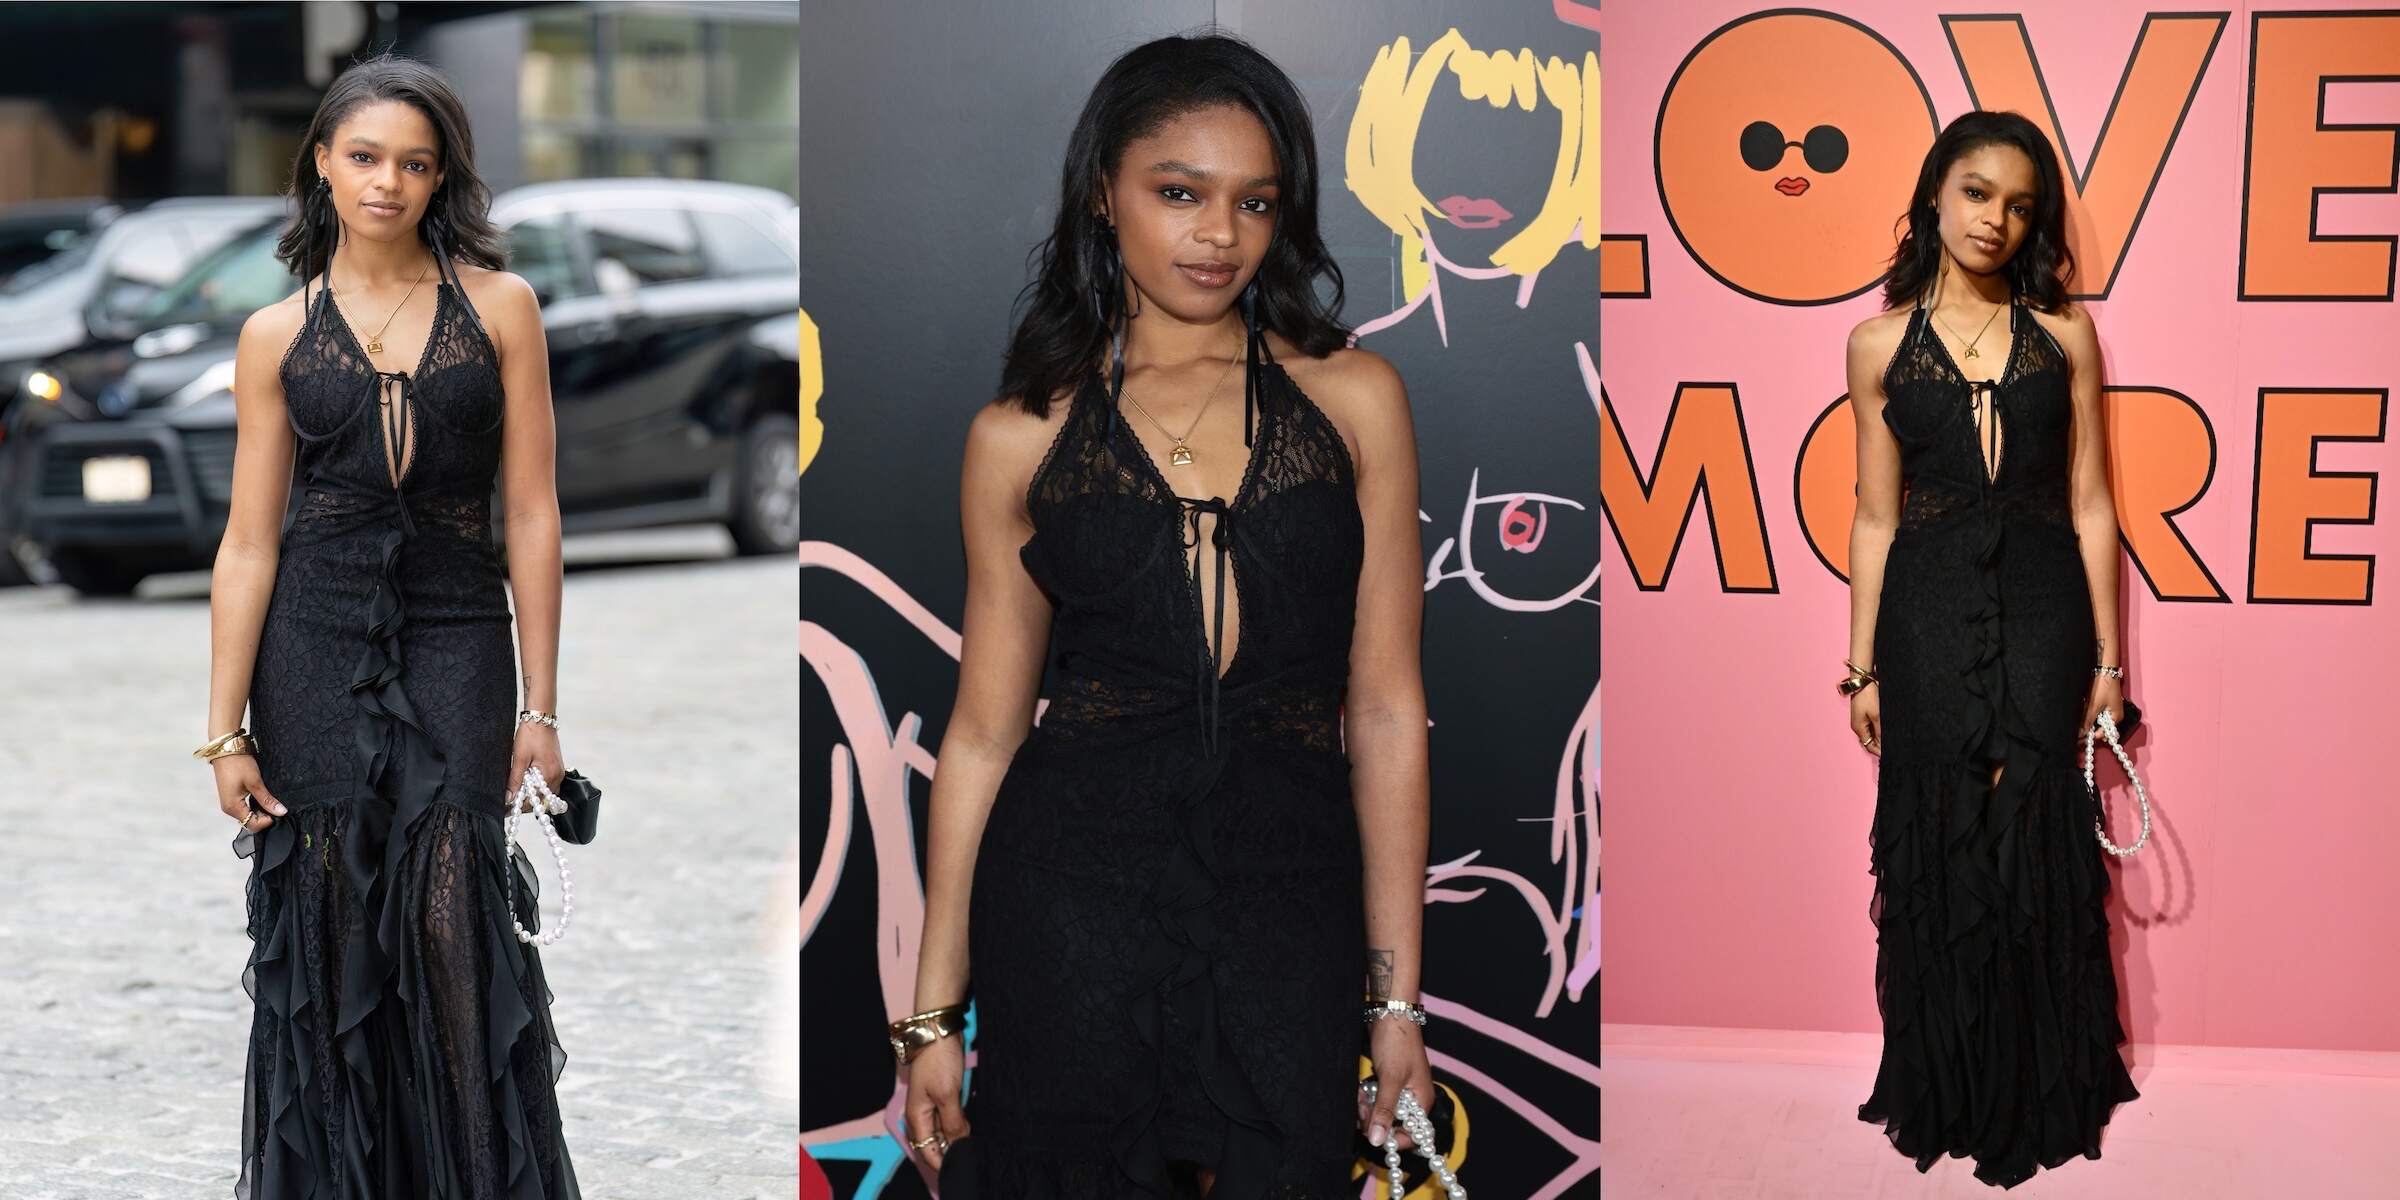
xmin=3 ymin=180 xmax=800 ymax=595
xmin=0 ymin=198 xmax=121 ymax=286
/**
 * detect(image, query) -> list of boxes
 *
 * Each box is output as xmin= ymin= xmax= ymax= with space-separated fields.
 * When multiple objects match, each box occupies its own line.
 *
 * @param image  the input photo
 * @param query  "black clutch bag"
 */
xmin=550 ymin=770 xmax=602 ymax=845
xmin=2098 ymin=697 xmax=2141 ymax=737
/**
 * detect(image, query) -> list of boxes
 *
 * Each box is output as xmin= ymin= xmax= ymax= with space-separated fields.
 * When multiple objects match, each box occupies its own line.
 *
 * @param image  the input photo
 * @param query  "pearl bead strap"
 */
xmin=505 ymin=766 xmax=576 ymax=945
xmin=2085 ymin=709 xmax=2151 ymax=857
xmin=1376 ymin=1086 xmax=1464 ymax=1199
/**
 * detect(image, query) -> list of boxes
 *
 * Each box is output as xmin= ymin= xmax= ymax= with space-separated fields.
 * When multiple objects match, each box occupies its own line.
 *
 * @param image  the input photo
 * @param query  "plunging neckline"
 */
xmin=322 ymin=278 xmax=448 ymax=383
xmin=1094 ymin=364 xmax=1277 ymax=684
xmin=319 ymin=279 xmax=448 ymax=488
xmin=1919 ymin=296 xmax=2020 ymax=485
xmin=1100 ymin=363 xmax=1274 ymax=517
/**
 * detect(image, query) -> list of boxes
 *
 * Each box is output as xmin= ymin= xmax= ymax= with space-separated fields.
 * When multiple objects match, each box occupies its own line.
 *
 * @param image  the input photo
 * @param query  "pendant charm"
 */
xmin=1961 ymin=345 xmax=1979 ymax=358
xmin=365 ymin=339 xmax=383 ymax=354
xmin=1170 ymin=444 xmax=1194 ymax=467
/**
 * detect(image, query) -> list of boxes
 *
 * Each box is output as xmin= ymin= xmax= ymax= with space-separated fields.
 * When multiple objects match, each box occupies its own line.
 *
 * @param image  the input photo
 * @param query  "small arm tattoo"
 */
xmin=1366 ymin=949 xmax=1395 ymax=1001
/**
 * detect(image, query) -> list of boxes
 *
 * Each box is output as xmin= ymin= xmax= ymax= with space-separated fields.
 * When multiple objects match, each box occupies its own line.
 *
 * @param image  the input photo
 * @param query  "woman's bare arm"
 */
xmin=2055 ymin=306 xmax=2123 ymax=670
xmin=205 ymin=297 xmax=304 ymax=828
xmin=208 ymin=299 xmax=302 ymax=740
xmin=1320 ymin=349 xmax=1429 ymax=1005
xmin=911 ymin=399 xmax=1058 ymax=1013
xmin=1847 ymin=316 xmax=1906 ymax=682
xmin=487 ymin=271 xmax=562 ymax=718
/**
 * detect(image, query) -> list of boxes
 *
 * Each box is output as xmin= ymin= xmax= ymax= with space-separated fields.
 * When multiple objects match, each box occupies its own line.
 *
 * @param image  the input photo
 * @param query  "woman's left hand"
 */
xmin=2082 ymin=672 xmax=2125 ymax=735
xmin=508 ymin=720 xmax=565 ymax=808
xmin=1361 ymin=1017 xmax=1437 ymax=1153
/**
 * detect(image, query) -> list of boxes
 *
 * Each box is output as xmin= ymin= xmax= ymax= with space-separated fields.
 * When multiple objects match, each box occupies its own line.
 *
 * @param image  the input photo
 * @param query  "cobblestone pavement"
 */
xmin=0 ymin=529 xmax=799 ymax=1198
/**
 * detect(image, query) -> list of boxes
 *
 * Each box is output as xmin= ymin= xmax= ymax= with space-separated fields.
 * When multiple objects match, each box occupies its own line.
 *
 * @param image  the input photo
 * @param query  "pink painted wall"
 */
xmin=1600 ymin=1 xmax=2400 ymax=1050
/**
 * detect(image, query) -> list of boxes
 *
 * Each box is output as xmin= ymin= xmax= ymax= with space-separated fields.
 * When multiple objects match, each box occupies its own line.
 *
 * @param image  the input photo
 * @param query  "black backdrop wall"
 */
xmin=801 ymin=3 xmax=1599 ymax=1194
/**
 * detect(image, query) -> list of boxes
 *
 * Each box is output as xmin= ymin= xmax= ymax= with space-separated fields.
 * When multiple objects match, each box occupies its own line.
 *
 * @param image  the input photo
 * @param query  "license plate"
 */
xmin=81 ymin=454 xmax=152 ymax=503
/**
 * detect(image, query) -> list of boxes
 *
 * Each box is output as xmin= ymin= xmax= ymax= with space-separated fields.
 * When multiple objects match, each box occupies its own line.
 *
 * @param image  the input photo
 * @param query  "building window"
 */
xmin=517 ymin=9 xmax=797 ymax=200
xmin=611 ymin=13 xmax=707 ymax=128
xmin=522 ymin=11 xmax=597 ymax=122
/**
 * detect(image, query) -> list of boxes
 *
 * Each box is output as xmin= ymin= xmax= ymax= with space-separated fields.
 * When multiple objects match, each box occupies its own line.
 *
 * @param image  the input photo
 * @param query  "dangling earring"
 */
xmin=1238 ymin=281 xmax=1262 ymax=450
xmin=1106 ymin=236 xmax=1129 ymax=406
xmin=1093 ymin=213 xmax=1131 ymax=443
xmin=310 ymin=176 xmax=335 ymax=308
xmin=317 ymin=176 xmax=339 ymax=292
xmin=424 ymin=188 xmax=446 ymax=280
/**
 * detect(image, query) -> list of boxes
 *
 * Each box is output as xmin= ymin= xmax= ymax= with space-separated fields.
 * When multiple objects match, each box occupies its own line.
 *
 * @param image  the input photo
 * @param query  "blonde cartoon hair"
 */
xmin=1347 ymin=29 xmax=1601 ymax=300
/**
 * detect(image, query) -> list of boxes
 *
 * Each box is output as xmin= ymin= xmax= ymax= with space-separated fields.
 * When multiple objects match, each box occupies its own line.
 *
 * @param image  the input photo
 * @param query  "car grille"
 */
xmin=186 ymin=428 xmax=237 ymax=504
xmin=39 ymin=442 xmax=174 ymax=500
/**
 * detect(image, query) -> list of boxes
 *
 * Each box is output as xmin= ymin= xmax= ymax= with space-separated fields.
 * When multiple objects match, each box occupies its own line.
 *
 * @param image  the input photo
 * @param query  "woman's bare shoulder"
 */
xmin=2025 ymin=299 xmax=2098 ymax=368
xmin=966 ymin=389 xmax=1078 ymax=515
xmin=1271 ymin=335 xmax=1403 ymax=422
xmin=448 ymin=260 xmax=535 ymax=307
xmin=1847 ymin=307 xmax=1912 ymax=361
xmin=240 ymin=288 xmax=312 ymax=358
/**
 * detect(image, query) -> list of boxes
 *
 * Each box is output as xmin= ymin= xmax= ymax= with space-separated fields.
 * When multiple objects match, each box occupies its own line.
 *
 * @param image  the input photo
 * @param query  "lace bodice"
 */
xmin=1879 ymin=292 xmax=2075 ymax=534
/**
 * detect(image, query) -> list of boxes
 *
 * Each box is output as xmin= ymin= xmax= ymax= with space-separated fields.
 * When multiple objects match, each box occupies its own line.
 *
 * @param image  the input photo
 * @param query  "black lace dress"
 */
xmin=1856 ymin=286 xmax=2140 ymax=1188
xmin=235 ymin=267 xmax=580 ymax=1198
xmin=942 ymin=353 xmax=1368 ymax=1198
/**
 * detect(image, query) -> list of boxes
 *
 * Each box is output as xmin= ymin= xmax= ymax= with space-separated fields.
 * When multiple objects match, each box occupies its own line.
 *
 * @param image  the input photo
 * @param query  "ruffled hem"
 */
xmin=1859 ymin=505 xmax=2138 ymax=1189
xmin=1858 ymin=752 xmax=2140 ymax=1189
xmin=1107 ymin=745 xmax=1287 ymax=1196
xmin=235 ymin=512 xmax=576 ymax=1198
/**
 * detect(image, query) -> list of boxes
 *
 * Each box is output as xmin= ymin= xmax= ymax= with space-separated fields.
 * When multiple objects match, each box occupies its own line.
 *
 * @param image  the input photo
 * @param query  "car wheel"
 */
xmin=48 ymin=548 xmax=146 ymax=596
xmin=728 ymin=412 xmax=800 ymax=556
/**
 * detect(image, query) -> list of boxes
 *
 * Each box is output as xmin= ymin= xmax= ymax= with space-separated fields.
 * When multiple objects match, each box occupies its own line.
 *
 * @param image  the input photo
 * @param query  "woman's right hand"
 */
xmin=1849 ymin=686 xmax=1882 ymax=757
xmin=213 ymin=754 xmax=287 ymax=832
xmin=903 ymin=1035 xmax=971 ymax=1173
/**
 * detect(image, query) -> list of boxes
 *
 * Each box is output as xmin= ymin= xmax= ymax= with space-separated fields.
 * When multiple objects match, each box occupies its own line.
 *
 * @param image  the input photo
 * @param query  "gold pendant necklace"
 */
xmin=1125 ymin=329 xmax=1245 ymax=467
xmin=1933 ymin=296 xmax=2004 ymax=359
xmin=336 ymin=257 xmax=434 ymax=356
xmin=1929 ymin=258 xmax=2006 ymax=359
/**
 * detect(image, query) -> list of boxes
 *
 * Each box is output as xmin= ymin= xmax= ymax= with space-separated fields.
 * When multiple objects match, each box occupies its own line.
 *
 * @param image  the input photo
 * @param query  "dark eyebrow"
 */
xmin=345 ymin=135 xmax=437 ymax=157
xmin=1961 ymin=172 xmax=2033 ymax=201
xmin=1149 ymin=159 xmax=1279 ymax=189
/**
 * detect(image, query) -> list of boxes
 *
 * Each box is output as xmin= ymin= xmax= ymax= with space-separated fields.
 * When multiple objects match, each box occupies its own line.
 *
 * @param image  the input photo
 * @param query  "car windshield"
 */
xmin=0 ymin=238 xmax=94 ymax=297
xmin=135 ymin=221 xmax=296 ymax=328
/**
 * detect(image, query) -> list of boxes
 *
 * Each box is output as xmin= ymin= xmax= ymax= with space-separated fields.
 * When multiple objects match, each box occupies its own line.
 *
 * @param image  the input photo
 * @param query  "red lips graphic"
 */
xmin=1775 ymin=176 xmax=1809 ymax=196
xmin=1437 ymin=194 xmax=1514 ymax=228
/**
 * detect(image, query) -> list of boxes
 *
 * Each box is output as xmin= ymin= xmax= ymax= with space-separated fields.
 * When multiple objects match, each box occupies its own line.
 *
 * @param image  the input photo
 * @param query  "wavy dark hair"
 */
xmin=999 ymin=31 xmax=1350 ymax=435
xmin=275 ymin=51 xmax=505 ymax=315
xmin=1881 ymin=110 xmax=2075 ymax=313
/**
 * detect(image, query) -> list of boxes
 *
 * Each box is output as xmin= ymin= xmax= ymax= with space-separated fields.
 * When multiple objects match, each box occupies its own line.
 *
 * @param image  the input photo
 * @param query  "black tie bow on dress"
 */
xmin=373 ymin=369 xmax=419 ymax=535
xmin=1177 ymin=494 xmax=1234 ymax=759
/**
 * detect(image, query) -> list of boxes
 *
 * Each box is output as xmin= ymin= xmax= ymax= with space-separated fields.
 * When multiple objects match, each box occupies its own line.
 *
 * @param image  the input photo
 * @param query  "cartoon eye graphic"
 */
xmin=1738 ymin=121 xmax=1850 ymax=173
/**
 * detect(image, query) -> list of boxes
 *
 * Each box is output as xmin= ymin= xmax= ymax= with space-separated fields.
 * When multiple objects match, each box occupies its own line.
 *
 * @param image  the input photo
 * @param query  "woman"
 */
xmin=896 ymin=32 xmax=1439 ymax=1198
xmin=199 ymin=52 xmax=580 ymax=1197
xmin=1842 ymin=110 xmax=2141 ymax=1188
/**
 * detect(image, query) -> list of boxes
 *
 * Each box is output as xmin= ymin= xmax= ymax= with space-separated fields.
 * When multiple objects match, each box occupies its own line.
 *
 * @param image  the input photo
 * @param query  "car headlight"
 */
xmin=167 ymin=359 xmax=238 ymax=410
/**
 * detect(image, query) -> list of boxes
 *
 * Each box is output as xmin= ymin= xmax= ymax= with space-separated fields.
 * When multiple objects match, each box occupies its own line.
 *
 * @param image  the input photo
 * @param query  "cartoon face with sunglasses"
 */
xmin=1654 ymin=10 xmax=1936 ymax=303
xmin=1740 ymin=120 xmax=1850 ymax=195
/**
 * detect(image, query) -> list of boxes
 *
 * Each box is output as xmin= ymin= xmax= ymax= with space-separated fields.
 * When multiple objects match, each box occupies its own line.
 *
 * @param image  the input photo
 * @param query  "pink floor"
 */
xmin=1602 ymin=1025 xmax=2400 ymax=1198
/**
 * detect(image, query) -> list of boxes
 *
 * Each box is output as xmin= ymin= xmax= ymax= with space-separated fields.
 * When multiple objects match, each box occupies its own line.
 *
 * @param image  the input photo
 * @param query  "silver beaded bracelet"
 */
xmin=517 ymin=709 xmax=560 ymax=728
xmin=1364 ymin=999 xmax=1428 ymax=1027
